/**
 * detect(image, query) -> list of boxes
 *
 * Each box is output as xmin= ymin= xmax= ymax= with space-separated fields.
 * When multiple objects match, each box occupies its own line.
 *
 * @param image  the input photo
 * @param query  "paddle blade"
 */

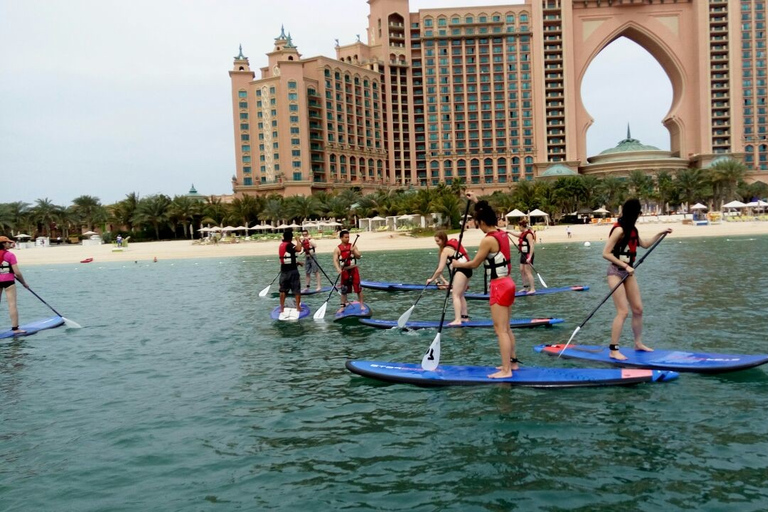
xmin=558 ymin=326 xmax=581 ymax=358
xmin=397 ymin=306 xmax=415 ymax=328
xmin=537 ymin=273 xmax=548 ymax=288
xmin=313 ymin=301 xmax=328 ymax=321
xmin=421 ymin=333 xmax=441 ymax=371
xmin=258 ymin=285 xmax=270 ymax=298
xmin=62 ymin=317 xmax=82 ymax=329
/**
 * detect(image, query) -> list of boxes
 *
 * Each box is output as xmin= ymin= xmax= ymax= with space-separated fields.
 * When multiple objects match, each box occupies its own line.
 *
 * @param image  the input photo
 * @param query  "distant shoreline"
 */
xmin=13 ymin=221 xmax=768 ymax=267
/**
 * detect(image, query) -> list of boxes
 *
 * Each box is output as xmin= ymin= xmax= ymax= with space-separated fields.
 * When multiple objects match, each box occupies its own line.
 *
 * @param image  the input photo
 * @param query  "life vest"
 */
xmin=483 ymin=230 xmax=511 ymax=279
xmin=279 ymin=241 xmax=297 ymax=270
xmin=338 ymin=243 xmax=356 ymax=268
xmin=301 ymin=238 xmax=315 ymax=255
xmin=0 ymin=250 xmax=13 ymax=276
xmin=519 ymin=228 xmax=535 ymax=254
xmin=445 ymin=238 xmax=469 ymax=269
xmin=610 ymin=222 xmax=638 ymax=266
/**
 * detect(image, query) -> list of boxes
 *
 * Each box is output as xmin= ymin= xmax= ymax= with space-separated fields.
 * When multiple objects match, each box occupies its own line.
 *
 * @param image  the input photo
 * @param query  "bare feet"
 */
xmin=528 ymin=289 xmax=536 ymax=295
xmin=496 ymin=360 xmax=520 ymax=371
xmin=316 ymin=287 xmax=322 ymax=291
xmin=11 ymin=328 xmax=27 ymax=335
xmin=634 ymin=343 xmax=654 ymax=352
xmin=609 ymin=349 xmax=628 ymax=361
xmin=488 ymin=369 xmax=513 ymax=379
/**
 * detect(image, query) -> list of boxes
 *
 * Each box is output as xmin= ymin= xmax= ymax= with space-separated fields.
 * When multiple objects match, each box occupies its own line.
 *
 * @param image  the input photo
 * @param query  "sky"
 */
xmin=0 ymin=0 xmax=672 ymax=206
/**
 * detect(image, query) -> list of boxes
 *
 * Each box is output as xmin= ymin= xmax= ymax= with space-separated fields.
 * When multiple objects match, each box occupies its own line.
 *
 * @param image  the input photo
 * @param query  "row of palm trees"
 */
xmin=1 ymin=160 xmax=763 ymax=241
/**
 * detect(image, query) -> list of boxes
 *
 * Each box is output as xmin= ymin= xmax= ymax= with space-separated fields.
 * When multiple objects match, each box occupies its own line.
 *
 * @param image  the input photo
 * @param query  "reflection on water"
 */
xmin=0 ymin=234 xmax=767 ymax=510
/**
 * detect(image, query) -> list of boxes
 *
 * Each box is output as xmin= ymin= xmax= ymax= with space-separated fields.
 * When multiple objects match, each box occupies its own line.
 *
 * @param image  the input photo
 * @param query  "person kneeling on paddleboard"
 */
xmin=333 ymin=230 xmax=363 ymax=312
xmin=426 ymin=230 xmax=472 ymax=326
xmin=278 ymin=229 xmax=303 ymax=314
xmin=451 ymin=193 xmax=518 ymax=379
xmin=0 ymin=236 xmax=30 ymax=334
xmin=603 ymin=198 xmax=672 ymax=361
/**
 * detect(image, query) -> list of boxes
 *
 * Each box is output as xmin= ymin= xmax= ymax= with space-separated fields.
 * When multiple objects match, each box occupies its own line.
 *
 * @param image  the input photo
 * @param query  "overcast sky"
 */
xmin=0 ymin=0 xmax=671 ymax=206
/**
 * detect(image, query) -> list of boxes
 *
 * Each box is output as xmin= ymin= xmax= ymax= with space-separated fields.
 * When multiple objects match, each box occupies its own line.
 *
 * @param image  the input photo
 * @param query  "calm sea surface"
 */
xmin=2 ymin=234 xmax=767 ymax=511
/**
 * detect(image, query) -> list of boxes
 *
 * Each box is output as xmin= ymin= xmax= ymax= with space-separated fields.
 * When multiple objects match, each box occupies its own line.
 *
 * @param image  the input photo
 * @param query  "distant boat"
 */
xmin=80 ymin=258 xmax=93 ymax=264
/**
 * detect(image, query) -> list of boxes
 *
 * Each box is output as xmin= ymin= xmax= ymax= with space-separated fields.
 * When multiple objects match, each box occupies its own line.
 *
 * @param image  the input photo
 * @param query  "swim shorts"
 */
xmin=489 ymin=276 xmax=516 ymax=307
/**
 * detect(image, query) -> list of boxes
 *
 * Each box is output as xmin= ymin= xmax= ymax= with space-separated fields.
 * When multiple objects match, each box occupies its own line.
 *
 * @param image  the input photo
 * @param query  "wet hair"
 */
xmin=282 ymin=229 xmax=293 ymax=242
xmin=618 ymin=198 xmax=642 ymax=244
xmin=434 ymin=230 xmax=447 ymax=247
xmin=339 ymin=230 xmax=350 ymax=238
xmin=473 ymin=200 xmax=498 ymax=228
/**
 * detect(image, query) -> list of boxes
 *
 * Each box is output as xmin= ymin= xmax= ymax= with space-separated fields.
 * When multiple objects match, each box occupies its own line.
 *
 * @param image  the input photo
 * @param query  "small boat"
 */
xmin=80 ymin=258 xmax=93 ymax=264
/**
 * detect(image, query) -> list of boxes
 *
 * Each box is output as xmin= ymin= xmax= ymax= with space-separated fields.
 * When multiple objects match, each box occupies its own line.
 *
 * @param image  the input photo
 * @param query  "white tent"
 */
xmin=746 ymin=200 xmax=768 ymax=207
xmin=397 ymin=214 xmax=414 ymax=220
xmin=723 ymin=200 xmax=747 ymax=209
xmin=505 ymin=209 xmax=526 ymax=218
xmin=593 ymin=207 xmax=610 ymax=215
xmin=15 ymin=233 xmax=31 ymax=238
xmin=371 ymin=216 xmax=386 ymax=221
xmin=691 ymin=203 xmax=708 ymax=210
xmin=528 ymin=209 xmax=549 ymax=217
xmin=288 ymin=222 xmax=302 ymax=228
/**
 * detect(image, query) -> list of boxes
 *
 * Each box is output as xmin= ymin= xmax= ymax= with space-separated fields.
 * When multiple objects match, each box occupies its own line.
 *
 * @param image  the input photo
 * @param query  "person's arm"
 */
xmin=638 ymin=228 xmax=672 ymax=249
xmin=506 ymin=230 xmax=521 ymax=239
xmin=526 ymin=232 xmax=535 ymax=262
xmin=332 ymin=248 xmax=342 ymax=273
xmin=602 ymin=227 xmax=633 ymax=273
xmin=12 ymin=264 xmax=28 ymax=288
xmin=452 ymin=237 xmax=492 ymax=270
xmin=427 ymin=247 xmax=450 ymax=283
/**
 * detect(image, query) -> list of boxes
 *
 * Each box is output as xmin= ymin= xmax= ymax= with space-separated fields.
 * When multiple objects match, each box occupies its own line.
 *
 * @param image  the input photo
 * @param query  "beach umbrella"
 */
xmin=15 ymin=233 xmax=31 ymax=238
xmin=505 ymin=209 xmax=526 ymax=218
xmin=288 ymin=222 xmax=301 ymax=228
xmin=723 ymin=200 xmax=747 ymax=208
xmin=276 ymin=223 xmax=291 ymax=229
xmin=397 ymin=214 xmax=413 ymax=220
xmin=593 ymin=207 xmax=610 ymax=215
xmin=691 ymin=203 xmax=708 ymax=210
xmin=250 ymin=224 xmax=270 ymax=230
xmin=370 ymin=216 xmax=385 ymax=221
xmin=197 ymin=227 xmax=211 ymax=232
xmin=82 ymin=230 xmax=98 ymax=236
xmin=209 ymin=227 xmax=222 ymax=232
xmin=528 ymin=209 xmax=549 ymax=217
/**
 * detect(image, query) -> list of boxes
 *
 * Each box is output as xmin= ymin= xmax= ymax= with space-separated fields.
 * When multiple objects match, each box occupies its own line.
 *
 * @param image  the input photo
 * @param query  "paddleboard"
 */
xmin=334 ymin=301 xmax=372 ymax=322
xmin=346 ymin=360 xmax=678 ymax=387
xmin=359 ymin=317 xmax=564 ymax=330
xmin=360 ymin=281 xmax=589 ymax=300
xmin=270 ymin=286 xmax=333 ymax=298
xmin=535 ymin=344 xmax=768 ymax=373
xmin=0 ymin=316 xmax=65 ymax=339
xmin=270 ymin=303 xmax=311 ymax=321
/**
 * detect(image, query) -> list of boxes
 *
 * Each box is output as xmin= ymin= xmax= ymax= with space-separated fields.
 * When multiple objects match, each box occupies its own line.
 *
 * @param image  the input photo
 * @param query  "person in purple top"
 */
xmin=0 ymin=236 xmax=30 ymax=333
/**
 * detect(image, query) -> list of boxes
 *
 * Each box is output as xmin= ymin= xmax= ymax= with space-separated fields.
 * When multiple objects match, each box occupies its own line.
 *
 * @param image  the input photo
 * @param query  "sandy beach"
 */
xmin=11 ymin=220 xmax=768 ymax=267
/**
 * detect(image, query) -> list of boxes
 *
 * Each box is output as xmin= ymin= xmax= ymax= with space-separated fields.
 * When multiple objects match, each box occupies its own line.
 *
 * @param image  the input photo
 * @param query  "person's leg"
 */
xmin=279 ymin=291 xmax=286 ymax=313
xmin=488 ymin=302 xmax=514 ymax=378
xmin=448 ymin=272 xmax=467 ymax=325
xmin=315 ymin=270 xmax=322 ymax=290
xmin=6 ymin=285 xmax=24 ymax=331
xmin=525 ymin=265 xmax=536 ymax=293
xmin=623 ymin=276 xmax=651 ymax=351
xmin=608 ymin=275 xmax=629 ymax=360
xmin=519 ymin=263 xmax=529 ymax=290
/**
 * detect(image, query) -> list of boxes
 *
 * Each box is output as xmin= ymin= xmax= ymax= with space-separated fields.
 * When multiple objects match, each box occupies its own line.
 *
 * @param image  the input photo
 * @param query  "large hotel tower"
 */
xmin=229 ymin=0 xmax=767 ymax=197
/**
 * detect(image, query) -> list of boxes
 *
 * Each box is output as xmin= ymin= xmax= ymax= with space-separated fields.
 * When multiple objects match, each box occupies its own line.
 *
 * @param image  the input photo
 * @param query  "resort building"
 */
xmin=229 ymin=0 xmax=768 ymax=198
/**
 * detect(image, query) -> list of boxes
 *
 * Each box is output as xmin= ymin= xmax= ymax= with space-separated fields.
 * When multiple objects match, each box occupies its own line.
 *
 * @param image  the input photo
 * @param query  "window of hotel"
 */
xmin=240 ymin=123 xmax=248 ymax=130
xmin=242 ymin=156 xmax=251 ymax=163
xmin=240 ymin=113 xmax=248 ymax=119
xmin=269 ymin=87 xmax=276 ymax=94
xmin=424 ymin=18 xmax=433 ymax=27
xmin=238 ymin=91 xmax=247 ymax=98
xmin=241 ymin=134 xmax=249 ymax=141
xmin=256 ymin=90 xmax=261 ymax=97
xmin=244 ymin=177 xmax=252 ymax=186
xmin=242 ymin=145 xmax=251 ymax=152
xmin=465 ymin=16 xmax=473 ymax=24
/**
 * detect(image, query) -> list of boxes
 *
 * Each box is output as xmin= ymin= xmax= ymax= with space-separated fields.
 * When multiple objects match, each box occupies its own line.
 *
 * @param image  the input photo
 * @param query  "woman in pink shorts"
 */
xmin=452 ymin=193 xmax=518 ymax=379
xmin=0 ymin=236 xmax=30 ymax=334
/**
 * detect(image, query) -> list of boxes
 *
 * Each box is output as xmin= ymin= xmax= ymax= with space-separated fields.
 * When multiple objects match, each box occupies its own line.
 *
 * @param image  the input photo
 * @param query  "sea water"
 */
xmin=1 ymin=235 xmax=767 ymax=511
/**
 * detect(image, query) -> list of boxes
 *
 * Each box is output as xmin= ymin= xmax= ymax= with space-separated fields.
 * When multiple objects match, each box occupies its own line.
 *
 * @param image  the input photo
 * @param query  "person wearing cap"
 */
xmin=0 ymin=236 xmax=30 ymax=334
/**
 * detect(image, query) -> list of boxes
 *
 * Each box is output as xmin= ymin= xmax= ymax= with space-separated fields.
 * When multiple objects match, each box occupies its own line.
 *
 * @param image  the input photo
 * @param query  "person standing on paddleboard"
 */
xmin=0 ymin=236 xmax=30 ymax=334
xmin=451 ymin=193 xmax=518 ymax=379
xmin=278 ymin=229 xmax=303 ymax=314
xmin=426 ymin=230 xmax=472 ymax=326
xmin=603 ymin=198 xmax=672 ymax=361
xmin=300 ymin=230 xmax=321 ymax=291
xmin=507 ymin=218 xmax=536 ymax=294
xmin=333 ymin=230 xmax=363 ymax=312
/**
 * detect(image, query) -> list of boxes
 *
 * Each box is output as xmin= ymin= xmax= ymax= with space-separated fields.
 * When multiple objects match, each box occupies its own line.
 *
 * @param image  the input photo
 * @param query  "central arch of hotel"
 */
xmin=569 ymin=3 xmax=702 ymax=163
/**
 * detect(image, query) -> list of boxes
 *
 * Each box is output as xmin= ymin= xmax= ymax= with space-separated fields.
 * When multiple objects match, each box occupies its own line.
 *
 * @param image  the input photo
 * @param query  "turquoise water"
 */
xmin=1 ymin=235 xmax=767 ymax=511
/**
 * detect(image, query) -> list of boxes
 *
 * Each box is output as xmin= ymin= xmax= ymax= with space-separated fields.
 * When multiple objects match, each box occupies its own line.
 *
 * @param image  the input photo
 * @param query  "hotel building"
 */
xmin=229 ymin=0 xmax=768 ymax=197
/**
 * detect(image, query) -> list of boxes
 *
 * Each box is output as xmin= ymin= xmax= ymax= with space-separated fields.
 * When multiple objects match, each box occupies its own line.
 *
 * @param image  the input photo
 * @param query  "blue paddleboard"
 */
xmin=334 ymin=301 xmax=372 ymax=322
xmin=358 ymin=317 xmax=563 ymax=330
xmin=270 ymin=303 xmax=311 ymax=321
xmin=465 ymin=285 xmax=590 ymax=301
xmin=346 ymin=360 xmax=678 ymax=387
xmin=360 ymin=281 xmax=589 ymax=300
xmin=535 ymin=344 xmax=768 ymax=373
xmin=271 ymin=286 xmax=333 ymax=298
xmin=0 ymin=316 xmax=65 ymax=339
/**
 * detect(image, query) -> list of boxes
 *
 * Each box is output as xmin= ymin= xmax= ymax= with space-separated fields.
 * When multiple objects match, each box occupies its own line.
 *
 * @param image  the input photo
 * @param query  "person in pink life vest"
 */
xmin=0 ymin=236 xmax=30 ymax=334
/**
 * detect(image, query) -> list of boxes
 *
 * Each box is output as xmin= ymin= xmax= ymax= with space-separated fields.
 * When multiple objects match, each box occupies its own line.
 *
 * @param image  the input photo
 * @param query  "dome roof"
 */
xmin=705 ymin=156 xmax=737 ymax=168
xmin=540 ymin=164 xmax=578 ymax=177
xmin=599 ymin=125 xmax=660 ymax=155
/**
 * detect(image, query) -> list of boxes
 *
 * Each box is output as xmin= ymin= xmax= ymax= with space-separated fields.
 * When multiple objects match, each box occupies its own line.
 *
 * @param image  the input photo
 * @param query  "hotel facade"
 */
xmin=229 ymin=0 xmax=768 ymax=197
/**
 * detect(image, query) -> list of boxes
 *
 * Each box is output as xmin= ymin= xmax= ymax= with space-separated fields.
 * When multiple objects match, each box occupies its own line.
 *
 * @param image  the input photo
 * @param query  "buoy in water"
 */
xmin=584 ymin=241 xmax=591 ymax=247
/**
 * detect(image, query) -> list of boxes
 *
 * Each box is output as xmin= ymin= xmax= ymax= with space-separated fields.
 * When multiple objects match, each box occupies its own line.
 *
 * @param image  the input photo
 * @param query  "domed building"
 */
xmin=580 ymin=126 xmax=689 ymax=177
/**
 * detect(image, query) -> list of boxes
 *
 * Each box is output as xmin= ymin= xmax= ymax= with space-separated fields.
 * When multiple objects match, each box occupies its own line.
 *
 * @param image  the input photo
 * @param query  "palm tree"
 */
xmin=203 ymin=196 xmax=227 ymax=227
xmin=599 ymin=176 xmax=628 ymax=212
xmin=709 ymin=159 xmax=748 ymax=209
xmin=655 ymin=170 xmax=676 ymax=214
xmin=133 ymin=194 xmax=172 ymax=240
xmin=169 ymin=196 xmax=202 ymax=239
xmin=675 ymin=168 xmax=709 ymax=210
xmin=431 ymin=193 xmax=463 ymax=228
xmin=0 ymin=204 xmax=14 ymax=233
xmin=283 ymin=195 xmax=319 ymax=223
xmin=261 ymin=199 xmax=284 ymax=225
xmin=71 ymin=195 xmax=107 ymax=231
xmin=510 ymin=179 xmax=538 ymax=212
xmin=627 ymin=170 xmax=655 ymax=211
xmin=227 ymin=195 xmax=263 ymax=228
xmin=31 ymin=198 xmax=62 ymax=237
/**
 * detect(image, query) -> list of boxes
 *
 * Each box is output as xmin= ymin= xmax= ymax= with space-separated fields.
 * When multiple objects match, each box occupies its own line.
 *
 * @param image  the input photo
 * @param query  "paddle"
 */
xmin=306 ymin=252 xmax=338 ymax=292
xmin=506 ymin=231 xmax=548 ymax=288
xmin=396 ymin=283 xmax=431 ymax=328
xmin=313 ymin=234 xmax=359 ymax=321
xmin=22 ymin=284 xmax=82 ymax=329
xmin=558 ymin=231 xmax=668 ymax=357
xmin=421 ymin=199 xmax=472 ymax=371
xmin=258 ymin=271 xmax=281 ymax=298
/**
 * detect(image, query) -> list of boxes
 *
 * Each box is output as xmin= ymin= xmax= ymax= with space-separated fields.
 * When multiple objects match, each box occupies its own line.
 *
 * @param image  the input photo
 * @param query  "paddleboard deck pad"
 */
xmin=271 ymin=304 xmax=311 ymax=321
xmin=346 ymin=360 xmax=678 ymax=387
xmin=359 ymin=317 xmax=563 ymax=330
xmin=334 ymin=301 xmax=372 ymax=321
xmin=1 ymin=316 xmax=65 ymax=339
xmin=535 ymin=344 xmax=768 ymax=373
xmin=271 ymin=286 xmax=333 ymax=297
xmin=360 ymin=281 xmax=589 ymax=300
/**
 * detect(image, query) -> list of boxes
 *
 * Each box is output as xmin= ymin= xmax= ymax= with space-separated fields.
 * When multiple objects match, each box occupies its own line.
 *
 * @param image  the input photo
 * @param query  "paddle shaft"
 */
xmin=306 ymin=252 xmax=338 ymax=291
xmin=575 ymin=231 xmax=669 ymax=331
xmin=435 ymin=199 xmax=473 ymax=332
xmin=23 ymin=284 xmax=64 ymax=318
